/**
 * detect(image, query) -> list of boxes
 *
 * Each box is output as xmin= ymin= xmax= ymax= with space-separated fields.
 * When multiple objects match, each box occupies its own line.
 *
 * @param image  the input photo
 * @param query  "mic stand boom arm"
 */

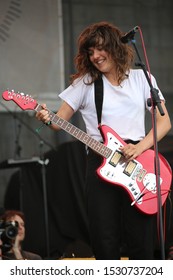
xmin=131 ymin=37 xmax=165 ymax=260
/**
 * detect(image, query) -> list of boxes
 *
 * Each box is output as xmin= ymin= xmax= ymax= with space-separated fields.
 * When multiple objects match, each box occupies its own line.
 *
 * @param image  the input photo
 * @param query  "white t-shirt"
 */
xmin=59 ymin=69 xmax=164 ymax=142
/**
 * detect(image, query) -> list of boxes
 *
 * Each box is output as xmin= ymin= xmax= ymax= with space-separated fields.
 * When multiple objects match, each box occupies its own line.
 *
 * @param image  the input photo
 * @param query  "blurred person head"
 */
xmin=1 ymin=210 xmax=25 ymax=244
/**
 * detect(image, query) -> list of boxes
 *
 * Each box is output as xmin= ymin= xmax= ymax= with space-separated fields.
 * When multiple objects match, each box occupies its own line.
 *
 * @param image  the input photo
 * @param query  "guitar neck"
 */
xmin=35 ymin=104 xmax=112 ymax=158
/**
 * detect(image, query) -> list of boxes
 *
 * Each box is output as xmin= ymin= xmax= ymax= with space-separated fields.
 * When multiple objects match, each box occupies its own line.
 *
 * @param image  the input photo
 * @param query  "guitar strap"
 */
xmin=94 ymin=76 xmax=103 ymax=127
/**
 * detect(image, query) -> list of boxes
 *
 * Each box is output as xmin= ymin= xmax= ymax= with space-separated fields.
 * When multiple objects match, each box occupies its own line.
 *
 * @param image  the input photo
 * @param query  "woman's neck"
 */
xmin=103 ymin=72 xmax=119 ymax=86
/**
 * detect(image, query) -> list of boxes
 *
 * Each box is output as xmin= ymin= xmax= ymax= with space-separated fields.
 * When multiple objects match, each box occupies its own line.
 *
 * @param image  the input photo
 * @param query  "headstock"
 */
xmin=2 ymin=90 xmax=37 ymax=111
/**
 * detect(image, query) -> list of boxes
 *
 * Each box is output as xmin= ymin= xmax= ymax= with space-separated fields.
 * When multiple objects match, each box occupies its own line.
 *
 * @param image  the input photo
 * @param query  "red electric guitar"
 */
xmin=2 ymin=90 xmax=172 ymax=215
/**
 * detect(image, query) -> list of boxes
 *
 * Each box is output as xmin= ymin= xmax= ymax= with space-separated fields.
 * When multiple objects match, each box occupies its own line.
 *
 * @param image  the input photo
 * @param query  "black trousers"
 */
xmin=85 ymin=149 xmax=155 ymax=260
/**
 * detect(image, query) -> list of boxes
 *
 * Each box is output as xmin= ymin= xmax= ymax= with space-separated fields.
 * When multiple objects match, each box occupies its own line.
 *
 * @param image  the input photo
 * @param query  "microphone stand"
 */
xmin=14 ymin=121 xmax=22 ymax=159
xmin=0 ymin=100 xmax=56 ymax=152
xmin=130 ymin=37 xmax=165 ymax=260
xmin=38 ymin=140 xmax=50 ymax=258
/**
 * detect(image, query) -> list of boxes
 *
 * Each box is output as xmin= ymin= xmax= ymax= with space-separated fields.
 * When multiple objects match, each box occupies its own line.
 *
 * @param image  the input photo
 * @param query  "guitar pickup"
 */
xmin=109 ymin=150 xmax=123 ymax=167
xmin=123 ymin=160 xmax=137 ymax=177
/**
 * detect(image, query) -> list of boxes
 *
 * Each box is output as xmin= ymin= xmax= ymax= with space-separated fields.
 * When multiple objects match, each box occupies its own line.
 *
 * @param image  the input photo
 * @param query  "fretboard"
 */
xmin=35 ymin=104 xmax=112 ymax=158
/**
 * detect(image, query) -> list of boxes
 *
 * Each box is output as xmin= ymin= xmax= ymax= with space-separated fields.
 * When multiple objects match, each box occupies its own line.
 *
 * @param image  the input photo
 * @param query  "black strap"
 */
xmin=94 ymin=77 xmax=103 ymax=125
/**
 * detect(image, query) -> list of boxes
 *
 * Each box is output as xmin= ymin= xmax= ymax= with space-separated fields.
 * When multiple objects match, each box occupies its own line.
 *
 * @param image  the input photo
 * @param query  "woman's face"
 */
xmin=88 ymin=44 xmax=115 ymax=75
xmin=7 ymin=215 xmax=25 ymax=242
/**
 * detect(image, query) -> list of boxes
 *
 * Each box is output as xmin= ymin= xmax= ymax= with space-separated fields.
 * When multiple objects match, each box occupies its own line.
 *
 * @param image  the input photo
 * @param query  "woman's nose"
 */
xmin=92 ymin=49 xmax=100 ymax=59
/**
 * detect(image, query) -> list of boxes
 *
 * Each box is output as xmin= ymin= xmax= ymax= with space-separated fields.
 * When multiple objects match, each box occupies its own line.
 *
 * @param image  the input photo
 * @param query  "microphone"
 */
xmin=121 ymin=26 xmax=139 ymax=44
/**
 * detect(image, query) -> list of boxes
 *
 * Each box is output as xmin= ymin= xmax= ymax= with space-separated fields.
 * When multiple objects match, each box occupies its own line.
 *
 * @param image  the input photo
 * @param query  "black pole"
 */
xmin=131 ymin=38 xmax=165 ymax=260
xmin=39 ymin=141 xmax=50 ymax=258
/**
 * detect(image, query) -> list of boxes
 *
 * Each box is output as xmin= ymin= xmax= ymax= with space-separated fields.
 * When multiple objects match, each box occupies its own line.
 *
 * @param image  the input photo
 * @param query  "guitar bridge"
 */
xmin=137 ymin=169 xmax=147 ymax=182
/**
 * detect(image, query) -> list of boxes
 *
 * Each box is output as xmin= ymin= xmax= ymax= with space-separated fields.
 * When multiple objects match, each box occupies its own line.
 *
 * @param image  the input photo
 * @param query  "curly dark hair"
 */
xmin=71 ymin=21 xmax=135 ymax=85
